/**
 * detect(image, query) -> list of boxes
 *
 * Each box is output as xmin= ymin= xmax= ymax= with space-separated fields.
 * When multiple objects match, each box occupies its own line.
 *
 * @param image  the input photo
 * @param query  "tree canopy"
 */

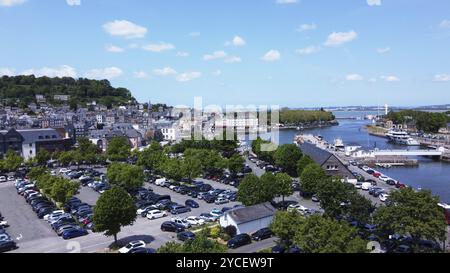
xmin=106 ymin=137 xmax=131 ymax=162
xmin=107 ymin=162 xmax=144 ymax=191
xmin=299 ymin=163 xmax=327 ymax=195
xmin=386 ymin=110 xmax=450 ymax=133
xmin=274 ymin=144 xmax=302 ymax=176
xmin=279 ymin=109 xmax=335 ymax=125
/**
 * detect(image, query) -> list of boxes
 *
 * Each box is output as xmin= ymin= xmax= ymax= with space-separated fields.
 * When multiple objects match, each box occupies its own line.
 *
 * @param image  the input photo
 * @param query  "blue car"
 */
xmin=62 ymin=228 xmax=88 ymax=240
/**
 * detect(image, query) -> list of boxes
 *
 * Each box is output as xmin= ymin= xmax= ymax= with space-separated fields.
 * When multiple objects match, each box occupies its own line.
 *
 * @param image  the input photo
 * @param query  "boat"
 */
xmin=334 ymin=138 xmax=345 ymax=149
xmin=385 ymin=130 xmax=420 ymax=146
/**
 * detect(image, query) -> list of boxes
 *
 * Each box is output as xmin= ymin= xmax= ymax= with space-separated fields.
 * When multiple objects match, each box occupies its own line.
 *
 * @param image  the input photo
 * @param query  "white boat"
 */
xmin=334 ymin=138 xmax=345 ymax=149
xmin=385 ymin=130 xmax=420 ymax=146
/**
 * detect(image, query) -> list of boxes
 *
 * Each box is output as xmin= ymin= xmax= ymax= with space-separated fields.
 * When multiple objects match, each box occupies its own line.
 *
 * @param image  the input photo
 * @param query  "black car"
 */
xmin=161 ymin=221 xmax=185 ymax=233
xmin=128 ymin=247 xmax=156 ymax=253
xmin=271 ymin=244 xmax=286 ymax=253
xmin=227 ymin=234 xmax=252 ymax=249
xmin=203 ymin=194 xmax=216 ymax=203
xmin=0 ymin=240 xmax=17 ymax=253
xmin=170 ymin=206 xmax=191 ymax=215
xmin=177 ymin=231 xmax=196 ymax=241
xmin=286 ymin=245 xmax=302 ymax=253
xmin=37 ymin=207 xmax=56 ymax=219
xmin=251 ymin=228 xmax=272 ymax=241
xmin=185 ymin=199 xmax=199 ymax=208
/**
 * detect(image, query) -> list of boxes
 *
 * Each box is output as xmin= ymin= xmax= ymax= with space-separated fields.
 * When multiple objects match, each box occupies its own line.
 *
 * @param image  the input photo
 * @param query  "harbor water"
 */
xmin=253 ymin=111 xmax=450 ymax=203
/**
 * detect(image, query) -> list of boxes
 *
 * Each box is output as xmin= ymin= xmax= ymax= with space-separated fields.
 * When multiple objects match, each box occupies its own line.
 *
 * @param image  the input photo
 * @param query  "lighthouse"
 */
xmin=384 ymin=104 xmax=388 ymax=115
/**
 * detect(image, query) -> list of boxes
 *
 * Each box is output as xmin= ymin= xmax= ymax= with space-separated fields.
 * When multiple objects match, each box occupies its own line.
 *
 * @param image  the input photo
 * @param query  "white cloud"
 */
xmin=440 ymin=19 xmax=450 ymax=29
xmin=22 ymin=65 xmax=77 ymax=78
xmin=381 ymin=75 xmax=400 ymax=82
xmin=324 ymin=30 xmax=358 ymax=47
xmin=296 ymin=46 xmax=321 ymax=55
xmin=226 ymin=36 xmax=246 ymax=47
xmin=142 ymin=42 xmax=175 ymax=52
xmin=102 ymin=20 xmax=147 ymax=39
xmin=0 ymin=68 xmax=15 ymax=76
xmin=261 ymin=50 xmax=281 ymax=62
xmin=297 ymin=23 xmax=317 ymax=32
xmin=276 ymin=0 xmax=298 ymax=4
xmin=189 ymin=32 xmax=201 ymax=37
xmin=377 ymin=47 xmax=390 ymax=54
xmin=433 ymin=74 xmax=450 ymax=82
xmin=134 ymin=71 xmax=149 ymax=79
xmin=203 ymin=51 xmax=227 ymax=61
xmin=346 ymin=74 xmax=364 ymax=81
xmin=212 ymin=70 xmax=222 ymax=76
xmin=224 ymin=56 xmax=242 ymax=63
xmin=84 ymin=67 xmax=123 ymax=80
xmin=66 ymin=0 xmax=80 ymax=6
xmin=367 ymin=0 xmax=381 ymax=6
xmin=106 ymin=45 xmax=124 ymax=53
xmin=153 ymin=67 xmax=177 ymax=76
xmin=176 ymin=72 xmax=202 ymax=82
xmin=0 ymin=0 xmax=26 ymax=7
xmin=176 ymin=51 xmax=189 ymax=57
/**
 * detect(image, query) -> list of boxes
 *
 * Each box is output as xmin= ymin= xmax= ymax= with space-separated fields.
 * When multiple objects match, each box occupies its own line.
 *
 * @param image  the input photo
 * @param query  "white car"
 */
xmin=45 ymin=210 xmax=66 ymax=222
xmin=59 ymin=168 xmax=70 ymax=174
xmin=0 ymin=176 xmax=6 ymax=183
xmin=136 ymin=206 xmax=156 ymax=215
xmin=379 ymin=193 xmax=390 ymax=202
xmin=118 ymin=240 xmax=146 ymax=253
xmin=185 ymin=216 xmax=205 ymax=226
xmin=146 ymin=210 xmax=167 ymax=220
xmin=361 ymin=182 xmax=372 ymax=191
xmin=169 ymin=185 xmax=178 ymax=191
xmin=171 ymin=217 xmax=191 ymax=228
xmin=7 ymin=176 xmax=15 ymax=182
xmin=78 ymin=175 xmax=91 ymax=181
xmin=0 ymin=221 xmax=9 ymax=228
xmin=287 ymin=204 xmax=308 ymax=213
xmin=155 ymin=178 xmax=168 ymax=186
xmin=361 ymin=166 xmax=370 ymax=172
xmin=379 ymin=175 xmax=390 ymax=182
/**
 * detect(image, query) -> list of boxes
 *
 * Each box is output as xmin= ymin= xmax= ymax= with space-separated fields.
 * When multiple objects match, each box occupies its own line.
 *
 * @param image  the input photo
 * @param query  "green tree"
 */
xmin=374 ymin=188 xmax=447 ymax=245
xmin=58 ymin=151 xmax=74 ymax=166
xmin=274 ymin=144 xmax=302 ymax=176
xmin=158 ymin=229 xmax=227 ymax=253
xmin=181 ymin=155 xmax=202 ymax=181
xmin=28 ymin=166 xmax=48 ymax=181
xmin=297 ymin=155 xmax=314 ymax=177
xmin=259 ymin=172 xmax=278 ymax=202
xmin=300 ymin=163 xmax=326 ymax=195
xmin=293 ymin=215 xmax=367 ymax=253
xmin=107 ymin=163 xmax=144 ymax=191
xmin=227 ymin=154 xmax=245 ymax=175
xmin=50 ymin=177 xmax=80 ymax=204
xmin=93 ymin=186 xmax=137 ymax=245
xmin=275 ymin=173 xmax=293 ymax=202
xmin=270 ymin=211 xmax=305 ymax=245
xmin=137 ymin=141 xmax=165 ymax=170
xmin=35 ymin=149 xmax=51 ymax=165
xmin=106 ymin=137 xmax=131 ymax=161
xmin=237 ymin=174 xmax=262 ymax=206
xmin=3 ymin=149 xmax=23 ymax=171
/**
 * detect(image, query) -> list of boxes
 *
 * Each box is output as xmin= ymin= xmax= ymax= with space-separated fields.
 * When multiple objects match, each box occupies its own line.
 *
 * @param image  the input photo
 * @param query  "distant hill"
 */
xmin=0 ymin=75 xmax=136 ymax=108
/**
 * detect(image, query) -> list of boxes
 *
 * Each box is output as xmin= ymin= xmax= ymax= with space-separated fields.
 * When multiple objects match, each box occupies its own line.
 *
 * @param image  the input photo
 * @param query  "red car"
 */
xmin=373 ymin=172 xmax=381 ymax=178
xmin=396 ymin=183 xmax=406 ymax=189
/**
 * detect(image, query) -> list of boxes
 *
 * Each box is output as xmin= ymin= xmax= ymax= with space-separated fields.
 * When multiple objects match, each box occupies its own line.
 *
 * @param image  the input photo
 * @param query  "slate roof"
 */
xmin=224 ymin=202 xmax=276 ymax=225
xmin=299 ymin=142 xmax=332 ymax=166
xmin=17 ymin=129 xmax=61 ymax=144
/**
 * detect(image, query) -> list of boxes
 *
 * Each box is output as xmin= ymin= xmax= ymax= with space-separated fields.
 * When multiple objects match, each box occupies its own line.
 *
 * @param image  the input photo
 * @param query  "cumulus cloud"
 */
xmin=440 ymin=19 xmax=450 ymax=29
xmin=106 ymin=45 xmax=124 ymax=53
xmin=22 ymin=65 xmax=77 ymax=78
xmin=433 ymin=74 xmax=450 ymax=82
xmin=367 ymin=0 xmax=381 ymax=6
xmin=142 ymin=42 xmax=175 ymax=52
xmin=0 ymin=67 xmax=15 ymax=76
xmin=377 ymin=47 xmax=390 ymax=54
xmin=102 ymin=20 xmax=147 ymax=39
xmin=0 ymin=0 xmax=26 ymax=7
xmin=176 ymin=72 xmax=202 ymax=82
xmin=346 ymin=74 xmax=364 ymax=81
xmin=261 ymin=50 xmax=281 ymax=62
xmin=133 ymin=71 xmax=149 ymax=79
xmin=324 ymin=30 xmax=358 ymax=47
xmin=66 ymin=0 xmax=80 ymax=6
xmin=276 ymin=0 xmax=298 ymax=4
xmin=203 ymin=51 xmax=227 ymax=61
xmin=381 ymin=75 xmax=400 ymax=82
xmin=297 ymin=23 xmax=317 ymax=32
xmin=226 ymin=36 xmax=246 ymax=47
xmin=153 ymin=67 xmax=177 ymax=76
xmin=296 ymin=46 xmax=321 ymax=55
xmin=84 ymin=67 xmax=123 ymax=80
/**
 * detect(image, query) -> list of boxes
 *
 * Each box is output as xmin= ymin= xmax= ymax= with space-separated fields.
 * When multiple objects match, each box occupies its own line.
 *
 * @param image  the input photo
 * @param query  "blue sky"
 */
xmin=1 ymin=0 xmax=450 ymax=107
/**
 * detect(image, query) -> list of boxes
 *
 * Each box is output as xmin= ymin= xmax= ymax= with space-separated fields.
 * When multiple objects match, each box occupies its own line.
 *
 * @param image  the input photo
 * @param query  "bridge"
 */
xmin=373 ymin=149 xmax=444 ymax=157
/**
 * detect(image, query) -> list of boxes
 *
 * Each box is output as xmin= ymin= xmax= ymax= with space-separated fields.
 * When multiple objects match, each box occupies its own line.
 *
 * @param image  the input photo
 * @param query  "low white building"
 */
xmin=219 ymin=202 xmax=276 ymax=235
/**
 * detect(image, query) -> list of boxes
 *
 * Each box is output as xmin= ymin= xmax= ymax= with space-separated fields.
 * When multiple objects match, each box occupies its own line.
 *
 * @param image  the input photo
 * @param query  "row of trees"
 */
xmin=30 ymin=167 xmax=80 ymax=204
xmin=279 ymin=109 xmax=335 ymax=125
xmin=237 ymin=173 xmax=293 ymax=206
xmin=386 ymin=110 xmax=450 ymax=133
xmin=0 ymin=150 xmax=23 ymax=172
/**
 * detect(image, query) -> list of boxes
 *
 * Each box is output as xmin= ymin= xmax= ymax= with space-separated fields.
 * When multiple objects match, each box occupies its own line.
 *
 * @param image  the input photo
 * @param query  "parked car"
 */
xmin=62 ymin=228 xmax=88 ymax=240
xmin=171 ymin=217 xmax=191 ymax=228
xmin=146 ymin=210 xmax=167 ymax=220
xmin=0 ymin=240 xmax=17 ymax=253
xmin=199 ymin=213 xmax=217 ymax=222
xmin=185 ymin=216 xmax=205 ymax=226
xmin=251 ymin=228 xmax=272 ymax=241
xmin=227 ymin=234 xmax=252 ymax=249
xmin=271 ymin=244 xmax=286 ymax=253
xmin=185 ymin=199 xmax=199 ymax=208
xmin=170 ymin=206 xmax=191 ymax=215
xmin=118 ymin=240 xmax=146 ymax=253
xmin=128 ymin=247 xmax=156 ymax=253
xmin=379 ymin=193 xmax=390 ymax=202
xmin=177 ymin=231 xmax=196 ymax=242
xmin=160 ymin=221 xmax=185 ymax=233
xmin=215 ymin=197 xmax=229 ymax=205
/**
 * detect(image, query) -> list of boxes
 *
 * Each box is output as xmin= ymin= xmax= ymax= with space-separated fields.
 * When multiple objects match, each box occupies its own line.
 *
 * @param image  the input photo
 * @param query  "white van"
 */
xmin=361 ymin=182 xmax=372 ymax=191
xmin=155 ymin=178 xmax=168 ymax=186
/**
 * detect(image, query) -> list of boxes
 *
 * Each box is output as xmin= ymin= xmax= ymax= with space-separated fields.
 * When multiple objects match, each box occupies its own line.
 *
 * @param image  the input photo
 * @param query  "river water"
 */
xmin=249 ymin=111 xmax=450 ymax=203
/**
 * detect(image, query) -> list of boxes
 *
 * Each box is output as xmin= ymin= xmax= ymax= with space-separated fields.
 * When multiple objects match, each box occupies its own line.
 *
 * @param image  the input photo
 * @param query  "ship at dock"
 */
xmin=385 ymin=130 xmax=420 ymax=146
